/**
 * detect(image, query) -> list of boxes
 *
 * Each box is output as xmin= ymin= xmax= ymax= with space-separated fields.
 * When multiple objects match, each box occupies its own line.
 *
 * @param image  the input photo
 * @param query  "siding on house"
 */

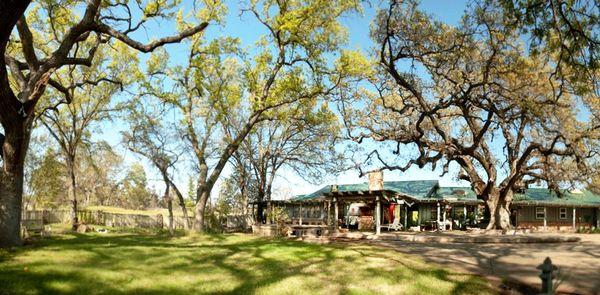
xmin=291 ymin=180 xmax=600 ymax=230
xmin=418 ymin=204 xmax=437 ymax=221
xmin=516 ymin=206 xmax=596 ymax=228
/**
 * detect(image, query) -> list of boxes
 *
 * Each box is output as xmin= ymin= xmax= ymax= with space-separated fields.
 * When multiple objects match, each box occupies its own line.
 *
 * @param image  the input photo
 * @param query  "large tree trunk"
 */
xmin=0 ymin=1 xmax=32 ymax=248
xmin=66 ymin=155 xmax=78 ymax=229
xmin=193 ymin=187 xmax=210 ymax=232
xmin=485 ymin=191 xmax=512 ymax=230
xmin=169 ymin=181 xmax=190 ymax=230
xmin=256 ymin=190 xmax=266 ymax=224
xmin=164 ymin=182 xmax=174 ymax=235
xmin=0 ymin=121 xmax=32 ymax=247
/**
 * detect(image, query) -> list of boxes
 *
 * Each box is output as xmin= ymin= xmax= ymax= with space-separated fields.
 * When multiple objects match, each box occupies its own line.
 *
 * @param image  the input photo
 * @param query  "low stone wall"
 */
xmin=226 ymin=215 xmax=253 ymax=230
xmin=252 ymin=224 xmax=330 ymax=237
xmin=330 ymin=232 xmax=581 ymax=243
xmin=516 ymin=221 xmax=595 ymax=231
xmin=104 ymin=212 xmax=163 ymax=228
xmin=252 ymin=224 xmax=279 ymax=237
xmin=163 ymin=215 xmax=194 ymax=230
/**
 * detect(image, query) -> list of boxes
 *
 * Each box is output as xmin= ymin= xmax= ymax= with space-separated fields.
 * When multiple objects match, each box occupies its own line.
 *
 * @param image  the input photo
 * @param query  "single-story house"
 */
xmin=250 ymin=173 xmax=600 ymax=234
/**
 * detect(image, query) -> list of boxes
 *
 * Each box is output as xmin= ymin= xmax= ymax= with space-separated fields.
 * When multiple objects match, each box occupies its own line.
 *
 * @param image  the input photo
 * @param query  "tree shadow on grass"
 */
xmin=0 ymin=232 xmax=495 ymax=294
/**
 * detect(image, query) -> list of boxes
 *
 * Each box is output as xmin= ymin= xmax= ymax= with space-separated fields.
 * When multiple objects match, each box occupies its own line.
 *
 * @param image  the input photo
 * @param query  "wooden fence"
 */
xmin=22 ymin=209 xmax=70 ymax=224
xmin=22 ymin=210 xmax=250 ymax=231
xmin=23 ymin=210 xmax=166 ymax=229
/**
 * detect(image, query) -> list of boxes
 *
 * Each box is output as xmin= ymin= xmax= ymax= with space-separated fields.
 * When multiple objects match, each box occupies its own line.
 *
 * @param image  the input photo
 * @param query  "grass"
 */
xmin=0 ymin=226 xmax=494 ymax=295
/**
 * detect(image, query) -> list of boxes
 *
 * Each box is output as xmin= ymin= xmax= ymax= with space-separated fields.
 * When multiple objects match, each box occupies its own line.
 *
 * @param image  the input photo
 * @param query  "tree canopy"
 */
xmin=341 ymin=0 xmax=600 ymax=229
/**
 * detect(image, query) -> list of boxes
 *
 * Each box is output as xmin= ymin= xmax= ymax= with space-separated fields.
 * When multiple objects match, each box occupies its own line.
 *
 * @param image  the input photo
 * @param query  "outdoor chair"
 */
xmin=437 ymin=219 xmax=453 ymax=231
xmin=381 ymin=218 xmax=403 ymax=231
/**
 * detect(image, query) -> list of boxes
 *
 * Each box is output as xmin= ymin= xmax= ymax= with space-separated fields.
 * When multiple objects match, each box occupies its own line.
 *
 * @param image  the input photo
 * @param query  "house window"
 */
xmin=559 ymin=208 xmax=567 ymax=219
xmin=535 ymin=207 xmax=545 ymax=220
xmin=430 ymin=207 xmax=438 ymax=220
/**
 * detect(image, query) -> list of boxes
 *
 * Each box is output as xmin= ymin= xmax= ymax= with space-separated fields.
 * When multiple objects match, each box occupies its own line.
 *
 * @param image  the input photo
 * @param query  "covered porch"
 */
xmin=250 ymin=194 xmax=484 ymax=237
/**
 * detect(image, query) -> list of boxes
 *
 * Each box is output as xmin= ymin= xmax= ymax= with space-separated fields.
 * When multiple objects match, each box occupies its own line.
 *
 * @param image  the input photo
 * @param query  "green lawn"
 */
xmin=0 ymin=228 xmax=494 ymax=295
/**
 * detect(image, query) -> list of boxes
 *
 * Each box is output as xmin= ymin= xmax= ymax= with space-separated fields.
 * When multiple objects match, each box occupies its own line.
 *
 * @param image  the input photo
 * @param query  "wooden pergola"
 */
xmin=324 ymin=189 xmax=404 ymax=235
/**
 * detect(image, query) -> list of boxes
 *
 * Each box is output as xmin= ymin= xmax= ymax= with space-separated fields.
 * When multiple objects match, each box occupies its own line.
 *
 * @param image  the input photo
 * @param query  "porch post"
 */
xmin=572 ymin=207 xmax=576 ymax=230
xmin=334 ymin=197 xmax=339 ymax=232
xmin=417 ymin=206 xmax=422 ymax=230
xmin=463 ymin=206 xmax=467 ymax=226
xmin=437 ymin=202 xmax=441 ymax=223
xmin=326 ymin=200 xmax=332 ymax=229
xmin=299 ymin=204 xmax=303 ymax=225
xmin=442 ymin=205 xmax=447 ymax=231
xmin=543 ymin=207 xmax=547 ymax=230
xmin=404 ymin=205 xmax=408 ymax=230
xmin=267 ymin=201 xmax=272 ymax=224
xmin=376 ymin=195 xmax=381 ymax=235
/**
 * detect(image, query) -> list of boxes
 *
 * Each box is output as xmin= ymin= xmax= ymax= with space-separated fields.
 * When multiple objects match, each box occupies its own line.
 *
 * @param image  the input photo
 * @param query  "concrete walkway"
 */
xmin=373 ymin=234 xmax=600 ymax=294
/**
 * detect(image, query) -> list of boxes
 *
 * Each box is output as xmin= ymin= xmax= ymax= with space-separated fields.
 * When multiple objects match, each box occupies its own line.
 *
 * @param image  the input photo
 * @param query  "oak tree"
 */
xmin=142 ymin=0 xmax=360 ymax=232
xmin=123 ymin=100 xmax=191 ymax=230
xmin=0 ymin=0 xmax=212 ymax=247
xmin=234 ymin=101 xmax=344 ymax=220
xmin=342 ymin=0 xmax=599 ymax=229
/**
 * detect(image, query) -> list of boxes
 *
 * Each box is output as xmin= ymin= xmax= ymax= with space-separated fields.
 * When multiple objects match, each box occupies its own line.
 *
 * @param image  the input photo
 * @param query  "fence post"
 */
xmin=537 ymin=257 xmax=557 ymax=295
xmin=96 ymin=210 xmax=104 ymax=225
xmin=157 ymin=214 xmax=163 ymax=229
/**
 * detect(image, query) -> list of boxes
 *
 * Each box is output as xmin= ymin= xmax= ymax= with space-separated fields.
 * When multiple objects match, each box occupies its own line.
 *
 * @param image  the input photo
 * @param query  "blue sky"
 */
xmin=96 ymin=0 xmax=472 ymax=200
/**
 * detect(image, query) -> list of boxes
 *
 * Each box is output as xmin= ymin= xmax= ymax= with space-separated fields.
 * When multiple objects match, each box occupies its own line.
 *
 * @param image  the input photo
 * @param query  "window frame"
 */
xmin=535 ymin=207 xmax=546 ymax=220
xmin=559 ymin=208 xmax=567 ymax=220
xmin=430 ymin=207 xmax=438 ymax=220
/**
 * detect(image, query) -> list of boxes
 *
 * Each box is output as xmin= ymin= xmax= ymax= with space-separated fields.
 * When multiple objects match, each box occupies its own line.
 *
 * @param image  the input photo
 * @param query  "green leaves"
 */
xmin=336 ymin=49 xmax=373 ymax=79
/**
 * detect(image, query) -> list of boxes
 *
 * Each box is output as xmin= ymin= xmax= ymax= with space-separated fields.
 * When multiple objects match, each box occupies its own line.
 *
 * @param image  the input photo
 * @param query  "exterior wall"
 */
xmin=418 ymin=204 xmax=437 ymax=222
xmin=515 ymin=205 xmax=597 ymax=230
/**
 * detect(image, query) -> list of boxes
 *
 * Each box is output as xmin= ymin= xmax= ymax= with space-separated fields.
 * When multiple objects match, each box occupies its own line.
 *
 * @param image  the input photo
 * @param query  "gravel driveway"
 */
xmin=376 ymin=234 xmax=600 ymax=294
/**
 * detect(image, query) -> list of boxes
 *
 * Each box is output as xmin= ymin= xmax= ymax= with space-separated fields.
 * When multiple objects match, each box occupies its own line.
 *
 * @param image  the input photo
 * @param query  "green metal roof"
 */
xmin=294 ymin=180 xmax=600 ymax=207
xmin=383 ymin=180 xmax=439 ymax=199
xmin=293 ymin=180 xmax=439 ymax=201
xmin=513 ymin=188 xmax=600 ymax=207
xmin=434 ymin=186 xmax=480 ymax=202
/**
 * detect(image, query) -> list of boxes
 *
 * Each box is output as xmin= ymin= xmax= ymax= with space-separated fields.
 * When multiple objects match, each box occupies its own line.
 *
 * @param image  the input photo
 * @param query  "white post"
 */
xmin=463 ymin=206 xmax=467 ymax=228
xmin=437 ymin=202 xmax=441 ymax=222
xmin=442 ymin=206 xmax=447 ymax=231
xmin=376 ymin=195 xmax=381 ymax=235
xmin=299 ymin=204 xmax=303 ymax=225
xmin=572 ymin=207 xmax=576 ymax=230
xmin=334 ymin=197 xmax=339 ymax=232
xmin=543 ymin=207 xmax=547 ymax=230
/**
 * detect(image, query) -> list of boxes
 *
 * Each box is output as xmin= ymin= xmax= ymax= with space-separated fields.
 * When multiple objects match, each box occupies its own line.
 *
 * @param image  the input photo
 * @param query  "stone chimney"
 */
xmin=367 ymin=171 xmax=384 ymax=191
